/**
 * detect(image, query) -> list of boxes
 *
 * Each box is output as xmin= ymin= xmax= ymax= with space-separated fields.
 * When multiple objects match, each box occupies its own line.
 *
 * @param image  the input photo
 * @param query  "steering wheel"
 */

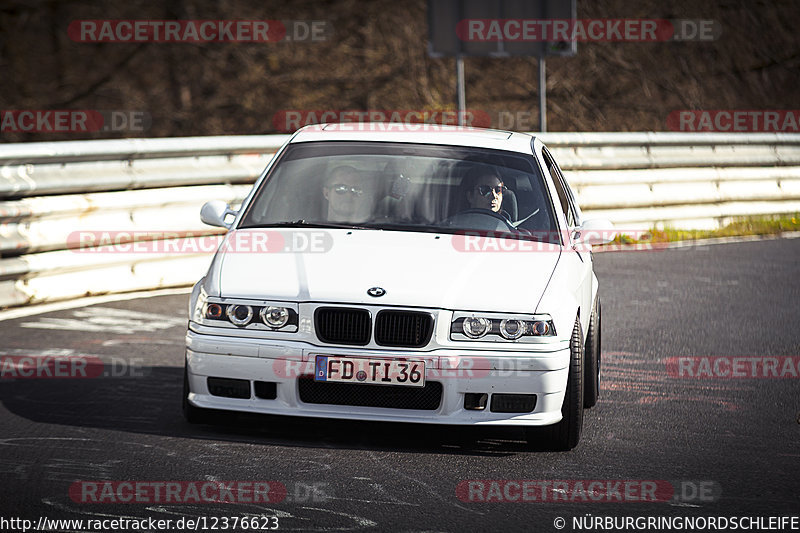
xmin=442 ymin=208 xmax=516 ymax=232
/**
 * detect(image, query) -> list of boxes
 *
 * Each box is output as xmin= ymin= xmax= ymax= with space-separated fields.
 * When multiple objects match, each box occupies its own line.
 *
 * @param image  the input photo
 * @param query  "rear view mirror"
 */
xmin=574 ymin=218 xmax=615 ymax=245
xmin=200 ymin=200 xmax=237 ymax=229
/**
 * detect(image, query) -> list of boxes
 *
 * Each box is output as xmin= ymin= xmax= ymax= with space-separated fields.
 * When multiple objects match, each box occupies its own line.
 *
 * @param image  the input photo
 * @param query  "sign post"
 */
xmin=428 ymin=0 xmax=577 ymax=131
xmin=456 ymin=56 xmax=466 ymax=125
xmin=539 ymin=57 xmax=546 ymax=132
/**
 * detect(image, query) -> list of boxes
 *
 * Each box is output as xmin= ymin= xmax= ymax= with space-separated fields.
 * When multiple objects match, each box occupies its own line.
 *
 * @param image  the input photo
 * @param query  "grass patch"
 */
xmin=611 ymin=213 xmax=800 ymax=244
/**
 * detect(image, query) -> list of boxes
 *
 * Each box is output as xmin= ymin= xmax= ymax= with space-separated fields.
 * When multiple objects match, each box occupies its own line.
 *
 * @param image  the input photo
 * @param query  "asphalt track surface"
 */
xmin=1 ymin=238 xmax=798 ymax=532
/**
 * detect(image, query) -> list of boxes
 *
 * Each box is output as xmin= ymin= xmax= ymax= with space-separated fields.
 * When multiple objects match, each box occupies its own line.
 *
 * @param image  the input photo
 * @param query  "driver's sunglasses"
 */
xmin=476 ymin=184 xmax=506 ymax=197
xmin=331 ymin=184 xmax=364 ymax=196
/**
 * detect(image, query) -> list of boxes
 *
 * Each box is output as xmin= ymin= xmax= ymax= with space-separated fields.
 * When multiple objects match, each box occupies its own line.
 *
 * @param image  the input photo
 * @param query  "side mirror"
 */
xmin=200 ymin=200 xmax=237 ymax=229
xmin=573 ymin=218 xmax=615 ymax=245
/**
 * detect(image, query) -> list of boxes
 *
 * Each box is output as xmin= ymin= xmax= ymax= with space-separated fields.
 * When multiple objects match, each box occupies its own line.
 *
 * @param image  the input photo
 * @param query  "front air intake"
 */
xmin=207 ymin=377 xmax=251 ymax=399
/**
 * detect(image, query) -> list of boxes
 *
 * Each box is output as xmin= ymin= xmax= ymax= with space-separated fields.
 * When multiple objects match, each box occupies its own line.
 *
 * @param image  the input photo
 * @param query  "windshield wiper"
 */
xmin=239 ymin=220 xmax=372 ymax=230
xmin=358 ymin=223 xmax=447 ymax=234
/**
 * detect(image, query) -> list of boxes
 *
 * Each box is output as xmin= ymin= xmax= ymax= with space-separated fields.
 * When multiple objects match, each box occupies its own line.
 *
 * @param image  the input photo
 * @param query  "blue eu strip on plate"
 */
xmin=315 ymin=356 xmax=328 ymax=381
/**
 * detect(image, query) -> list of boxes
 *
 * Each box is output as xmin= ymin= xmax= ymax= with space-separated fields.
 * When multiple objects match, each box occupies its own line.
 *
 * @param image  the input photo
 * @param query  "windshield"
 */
xmin=238 ymin=141 xmax=558 ymax=242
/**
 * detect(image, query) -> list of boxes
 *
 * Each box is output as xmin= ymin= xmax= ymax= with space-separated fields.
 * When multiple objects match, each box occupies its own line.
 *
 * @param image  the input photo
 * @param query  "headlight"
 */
xmin=261 ymin=306 xmax=289 ymax=328
xmin=194 ymin=298 xmax=299 ymax=331
xmin=451 ymin=313 xmax=556 ymax=342
xmin=463 ymin=317 xmax=491 ymax=338
xmin=530 ymin=320 xmax=550 ymax=336
xmin=226 ymin=304 xmax=253 ymax=326
xmin=205 ymin=303 xmax=223 ymax=319
xmin=499 ymin=319 xmax=525 ymax=340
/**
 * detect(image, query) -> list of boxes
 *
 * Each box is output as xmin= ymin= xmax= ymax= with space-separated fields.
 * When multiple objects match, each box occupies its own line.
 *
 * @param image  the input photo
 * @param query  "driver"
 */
xmin=323 ymin=165 xmax=378 ymax=223
xmin=462 ymin=166 xmax=511 ymax=220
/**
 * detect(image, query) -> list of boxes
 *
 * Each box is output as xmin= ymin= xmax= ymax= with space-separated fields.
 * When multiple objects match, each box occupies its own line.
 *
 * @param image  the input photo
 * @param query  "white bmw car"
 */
xmin=184 ymin=124 xmax=613 ymax=450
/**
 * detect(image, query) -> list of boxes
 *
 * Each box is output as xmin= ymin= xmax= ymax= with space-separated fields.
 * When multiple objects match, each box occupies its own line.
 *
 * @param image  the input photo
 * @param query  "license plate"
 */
xmin=314 ymin=356 xmax=425 ymax=387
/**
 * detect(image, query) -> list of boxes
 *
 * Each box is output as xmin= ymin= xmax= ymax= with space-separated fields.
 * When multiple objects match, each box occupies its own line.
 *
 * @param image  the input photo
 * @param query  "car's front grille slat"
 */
xmin=314 ymin=307 xmax=433 ymax=348
xmin=375 ymin=310 xmax=433 ymax=347
xmin=315 ymin=307 xmax=371 ymax=345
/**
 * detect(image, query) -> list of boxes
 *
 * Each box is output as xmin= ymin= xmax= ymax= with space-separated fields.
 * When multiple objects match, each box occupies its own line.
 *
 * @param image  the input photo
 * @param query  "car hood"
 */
xmin=212 ymin=228 xmax=561 ymax=313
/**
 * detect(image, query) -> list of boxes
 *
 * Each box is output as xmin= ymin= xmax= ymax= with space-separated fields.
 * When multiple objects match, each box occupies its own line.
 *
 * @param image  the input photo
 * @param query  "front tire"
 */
xmin=584 ymin=300 xmax=601 ymax=408
xmin=526 ymin=317 xmax=584 ymax=450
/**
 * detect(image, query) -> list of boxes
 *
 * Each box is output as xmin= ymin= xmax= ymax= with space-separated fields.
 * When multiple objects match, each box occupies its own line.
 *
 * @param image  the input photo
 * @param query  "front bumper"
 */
xmin=185 ymin=329 xmax=570 ymax=426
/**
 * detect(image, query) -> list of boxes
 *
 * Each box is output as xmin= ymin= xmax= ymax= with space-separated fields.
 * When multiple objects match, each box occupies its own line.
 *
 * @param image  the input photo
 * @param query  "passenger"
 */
xmin=323 ymin=165 xmax=378 ymax=223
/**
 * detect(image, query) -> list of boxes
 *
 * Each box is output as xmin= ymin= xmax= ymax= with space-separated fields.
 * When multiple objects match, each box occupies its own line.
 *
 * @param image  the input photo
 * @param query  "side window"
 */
xmin=541 ymin=147 xmax=577 ymax=227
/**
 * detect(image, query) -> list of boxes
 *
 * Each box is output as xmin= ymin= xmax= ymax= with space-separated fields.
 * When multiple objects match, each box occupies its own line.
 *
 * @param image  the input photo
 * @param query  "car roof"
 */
xmin=289 ymin=123 xmax=537 ymax=154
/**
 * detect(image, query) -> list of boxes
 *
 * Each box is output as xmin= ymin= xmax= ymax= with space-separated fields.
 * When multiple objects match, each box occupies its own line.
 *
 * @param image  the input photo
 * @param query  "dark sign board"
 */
xmin=428 ymin=0 xmax=577 ymax=58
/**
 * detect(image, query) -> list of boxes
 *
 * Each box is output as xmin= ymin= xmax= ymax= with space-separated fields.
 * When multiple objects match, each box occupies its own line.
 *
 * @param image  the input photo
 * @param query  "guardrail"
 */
xmin=542 ymin=132 xmax=800 ymax=229
xmin=1 ymin=132 xmax=799 ymax=309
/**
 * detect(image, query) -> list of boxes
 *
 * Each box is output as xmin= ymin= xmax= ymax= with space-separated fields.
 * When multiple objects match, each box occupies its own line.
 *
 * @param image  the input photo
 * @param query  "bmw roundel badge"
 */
xmin=367 ymin=287 xmax=386 ymax=297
